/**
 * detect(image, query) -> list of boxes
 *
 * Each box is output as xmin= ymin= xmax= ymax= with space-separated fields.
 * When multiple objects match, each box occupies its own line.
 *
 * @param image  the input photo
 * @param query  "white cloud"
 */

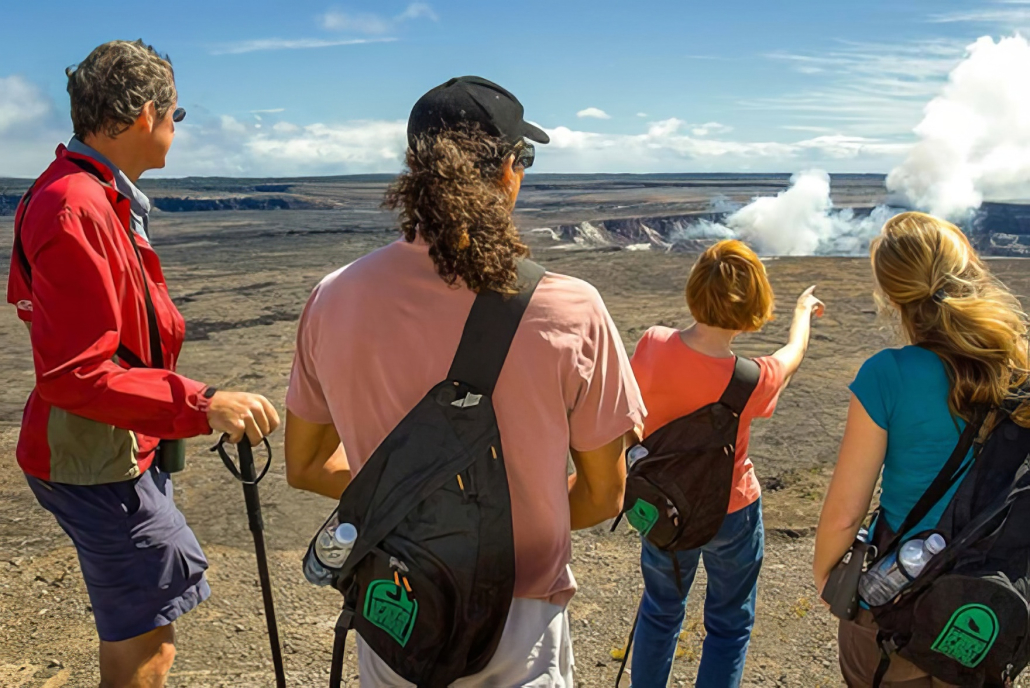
xmin=251 ymin=108 xmax=286 ymax=114
xmin=691 ymin=121 xmax=733 ymax=136
xmin=930 ymin=1 xmax=1030 ymax=26
xmin=211 ymin=37 xmax=396 ymax=55
xmin=151 ymin=112 xmax=910 ymax=177
xmin=757 ymin=39 xmax=967 ymax=138
xmin=576 ymin=107 xmax=611 ymax=120
xmin=246 ymin=121 xmax=407 ymax=169
xmin=320 ymin=10 xmax=393 ymax=34
xmin=220 ymin=115 xmax=248 ymax=135
xmin=160 ymin=115 xmax=408 ymax=177
xmin=888 ymin=35 xmax=1030 ymax=218
xmin=0 ymin=76 xmax=50 ymax=133
xmin=218 ymin=4 xmax=436 ymax=55
xmin=397 ymin=3 xmax=438 ymax=21
xmin=538 ymin=118 xmax=907 ymax=173
xmin=0 ymin=75 xmax=65 ymax=177
xmin=320 ymin=3 xmax=438 ymax=34
xmin=0 ymin=73 xmax=910 ymax=178
xmin=636 ymin=112 xmax=648 ymax=118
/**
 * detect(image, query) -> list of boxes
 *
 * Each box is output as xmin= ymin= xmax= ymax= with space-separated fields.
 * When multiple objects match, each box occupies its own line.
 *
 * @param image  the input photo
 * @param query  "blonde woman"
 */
xmin=814 ymin=212 xmax=1030 ymax=687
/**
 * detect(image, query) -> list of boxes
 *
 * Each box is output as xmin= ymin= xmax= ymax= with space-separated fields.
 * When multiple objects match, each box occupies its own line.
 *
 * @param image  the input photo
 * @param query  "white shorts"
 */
xmin=357 ymin=597 xmax=575 ymax=687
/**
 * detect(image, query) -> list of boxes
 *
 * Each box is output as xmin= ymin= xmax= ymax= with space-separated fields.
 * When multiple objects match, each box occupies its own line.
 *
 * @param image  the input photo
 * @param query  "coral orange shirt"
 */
xmin=630 ymin=326 xmax=787 ymax=514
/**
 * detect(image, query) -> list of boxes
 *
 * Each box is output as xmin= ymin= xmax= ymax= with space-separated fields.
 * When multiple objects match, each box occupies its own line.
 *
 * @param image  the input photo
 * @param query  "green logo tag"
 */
xmin=626 ymin=498 xmax=660 ymax=536
xmin=363 ymin=579 xmax=418 ymax=647
xmin=931 ymin=603 xmax=999 ymax=668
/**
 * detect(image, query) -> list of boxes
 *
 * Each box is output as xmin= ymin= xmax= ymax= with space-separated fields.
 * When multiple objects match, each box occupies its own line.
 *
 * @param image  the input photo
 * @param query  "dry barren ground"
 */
xmin=2 ymin=210 xmax=1029 ymax=687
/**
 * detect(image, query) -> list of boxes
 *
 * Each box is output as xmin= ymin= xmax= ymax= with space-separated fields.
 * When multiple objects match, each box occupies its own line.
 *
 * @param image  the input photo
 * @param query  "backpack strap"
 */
xmin=717 ymin=356 xmax=761 ymax=416
xmin=872 ymin=632 xmax=893 ymax=688
xmin=447 ymin=259 xmax=546 ymax=394
xmin=329 ymin=603 xmax=355 ymax=688
xmin=12 ymin=188 xmax=36 ymax=281
xmin=65 ymin=157 xmax=165 ymax=370
xmin=877 ymin=410 xmax=985 ymax=558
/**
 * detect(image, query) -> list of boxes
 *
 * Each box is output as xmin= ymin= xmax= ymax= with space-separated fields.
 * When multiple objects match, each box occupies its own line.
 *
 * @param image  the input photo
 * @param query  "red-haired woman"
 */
xmin=629 ymin=239 xmax=823 ymax=687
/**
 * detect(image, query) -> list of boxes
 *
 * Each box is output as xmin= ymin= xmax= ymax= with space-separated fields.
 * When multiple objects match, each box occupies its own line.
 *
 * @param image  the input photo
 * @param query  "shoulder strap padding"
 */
xmin=447 ymin=259 xmax=546 ymax=394
xmin=718 ymin=356 xmax=761 ymax=415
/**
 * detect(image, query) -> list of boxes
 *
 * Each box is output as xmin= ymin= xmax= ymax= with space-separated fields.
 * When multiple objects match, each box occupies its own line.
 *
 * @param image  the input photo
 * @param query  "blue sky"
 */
xmin=1 ymin=0 xmax=1027 ymax=177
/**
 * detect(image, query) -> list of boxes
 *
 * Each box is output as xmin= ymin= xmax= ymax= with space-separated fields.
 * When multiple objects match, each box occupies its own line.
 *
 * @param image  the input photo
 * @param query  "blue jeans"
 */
xmin=630 ymin=498 xmax=764 ymax=688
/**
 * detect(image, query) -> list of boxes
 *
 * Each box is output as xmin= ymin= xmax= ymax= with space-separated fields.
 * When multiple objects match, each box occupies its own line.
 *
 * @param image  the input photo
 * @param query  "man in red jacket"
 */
xmin=6 ymin=40 xmax=280 ymax=687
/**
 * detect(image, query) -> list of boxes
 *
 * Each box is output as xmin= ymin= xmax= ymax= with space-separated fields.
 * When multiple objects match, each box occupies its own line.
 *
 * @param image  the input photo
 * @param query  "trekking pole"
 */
xmin=213 ymin=435 xmax=287 ymax=688
xmin=614 ymin=607 xmax=638 ymax=688
xmin=615 ymin=605 xmax=678 ymax=688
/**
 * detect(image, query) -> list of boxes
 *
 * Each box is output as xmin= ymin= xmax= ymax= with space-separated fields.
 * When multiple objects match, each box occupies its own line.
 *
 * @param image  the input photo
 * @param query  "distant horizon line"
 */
xmin=0 ymin=171 xmax=893 ymax=184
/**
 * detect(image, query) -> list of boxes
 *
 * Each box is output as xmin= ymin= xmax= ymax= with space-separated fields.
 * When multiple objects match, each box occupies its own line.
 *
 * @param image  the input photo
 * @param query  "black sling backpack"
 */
xmin=307 ymin=260 xmax=545 ymax=688
xmin=866 ymin=398 xmax=1030 ymax=687
xmin=614 ymin=356 xmax=761 ymax=551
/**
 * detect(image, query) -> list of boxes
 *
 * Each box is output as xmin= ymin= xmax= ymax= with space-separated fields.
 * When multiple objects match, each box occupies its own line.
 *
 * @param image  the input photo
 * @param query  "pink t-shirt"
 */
xmin=286 ymin=239 xmax=644 ymax=606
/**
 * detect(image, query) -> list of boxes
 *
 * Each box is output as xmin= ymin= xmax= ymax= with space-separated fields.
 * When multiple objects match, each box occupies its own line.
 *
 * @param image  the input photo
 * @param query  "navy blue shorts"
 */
xmin=26 ymin=466 xmax=210 ymax=642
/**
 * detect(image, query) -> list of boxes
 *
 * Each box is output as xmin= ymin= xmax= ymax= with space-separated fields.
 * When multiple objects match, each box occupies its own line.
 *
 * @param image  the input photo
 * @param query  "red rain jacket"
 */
xmin=7 ymin=145 xmax=211 ymax=482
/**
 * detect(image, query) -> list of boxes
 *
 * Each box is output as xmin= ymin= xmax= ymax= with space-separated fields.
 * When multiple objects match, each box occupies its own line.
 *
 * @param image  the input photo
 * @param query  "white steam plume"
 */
xmin=676 ymin=170 xmax=896 ymax=256
xmin=888 ymin=35 xmax=1030 ymax=219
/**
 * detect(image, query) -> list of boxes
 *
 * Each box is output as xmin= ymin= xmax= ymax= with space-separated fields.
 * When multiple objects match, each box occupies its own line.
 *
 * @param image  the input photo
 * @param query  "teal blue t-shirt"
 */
xmin=849 ymin=346 xmax=971 ymax=535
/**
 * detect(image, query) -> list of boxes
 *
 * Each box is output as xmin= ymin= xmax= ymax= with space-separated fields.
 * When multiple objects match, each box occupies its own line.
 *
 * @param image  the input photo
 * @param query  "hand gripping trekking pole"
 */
xmin=213 ymin=435 xmax=287 ymax=688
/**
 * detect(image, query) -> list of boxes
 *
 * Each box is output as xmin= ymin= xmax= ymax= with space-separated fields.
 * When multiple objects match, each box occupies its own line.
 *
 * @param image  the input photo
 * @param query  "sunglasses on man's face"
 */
xmin=172 ymin=107 xmax=186 ymax=123
xmin=513 ymin=141 xmax=535 ymax=170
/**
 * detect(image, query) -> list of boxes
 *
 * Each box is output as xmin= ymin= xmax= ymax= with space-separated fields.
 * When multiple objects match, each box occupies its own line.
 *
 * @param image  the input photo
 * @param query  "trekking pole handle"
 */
xmin=211 ymin=435 xmax=273 ymax=534
xmin=238 ymin=437 xmax=258 ymax=481
xmin=238 ymin=439 xmax=264 ymax=534
xmin=211 ymin=434 xmax=273 ymax=485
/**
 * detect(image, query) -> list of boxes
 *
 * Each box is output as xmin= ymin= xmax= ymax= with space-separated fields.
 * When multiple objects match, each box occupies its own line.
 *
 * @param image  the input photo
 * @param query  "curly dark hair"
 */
xmin=384 ymin=126 xmax=528 ymax=293
xmin=67 ymin=40 xmax=176 ymax=139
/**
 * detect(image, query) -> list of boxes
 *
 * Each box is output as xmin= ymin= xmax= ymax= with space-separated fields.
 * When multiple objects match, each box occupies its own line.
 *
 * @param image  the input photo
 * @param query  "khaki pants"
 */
xmin=838 ymin=610 xmax=957 ymax=688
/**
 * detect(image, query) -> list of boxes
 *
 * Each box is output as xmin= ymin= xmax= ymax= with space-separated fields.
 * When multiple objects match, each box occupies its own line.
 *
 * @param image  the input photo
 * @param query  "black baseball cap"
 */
xmin=407 ymin=76 xmax=550 ymax=150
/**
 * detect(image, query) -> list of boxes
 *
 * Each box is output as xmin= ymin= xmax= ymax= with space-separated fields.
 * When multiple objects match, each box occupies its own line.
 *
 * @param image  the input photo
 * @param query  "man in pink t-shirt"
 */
xmin=284 ymin=77 xmax=644 ymax=687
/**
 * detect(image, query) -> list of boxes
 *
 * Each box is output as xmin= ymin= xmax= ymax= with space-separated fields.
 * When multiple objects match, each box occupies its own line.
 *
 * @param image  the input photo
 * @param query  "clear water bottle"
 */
xmin=303 ymin=514 xmax=358 ymax=586
xmin=859 ymin=533 xmax=946 ymax=606
xmin=303 ymin=549 xmax=333 ymax=586
xmin=899 ymin=533 xmax=946 ymax=578
xmin=627 ymin=445 xmax=649 ymax=468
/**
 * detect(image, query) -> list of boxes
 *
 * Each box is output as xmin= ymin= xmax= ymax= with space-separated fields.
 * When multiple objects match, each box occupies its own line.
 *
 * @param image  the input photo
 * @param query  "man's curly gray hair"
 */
xmin=67 ymin=40 xmax=176 ymax=139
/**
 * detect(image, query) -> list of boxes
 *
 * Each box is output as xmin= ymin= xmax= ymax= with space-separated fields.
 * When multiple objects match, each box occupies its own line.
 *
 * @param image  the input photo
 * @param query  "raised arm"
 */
xmin=813 ymin=394 xmax=888 ymax=593
xmin=771 ymin=285 xmax=824 ymax=383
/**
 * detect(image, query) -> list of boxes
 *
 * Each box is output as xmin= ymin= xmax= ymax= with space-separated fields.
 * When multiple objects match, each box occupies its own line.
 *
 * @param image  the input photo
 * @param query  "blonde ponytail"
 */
xmin=871 ymin=212 xmax=1029 ymax=421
